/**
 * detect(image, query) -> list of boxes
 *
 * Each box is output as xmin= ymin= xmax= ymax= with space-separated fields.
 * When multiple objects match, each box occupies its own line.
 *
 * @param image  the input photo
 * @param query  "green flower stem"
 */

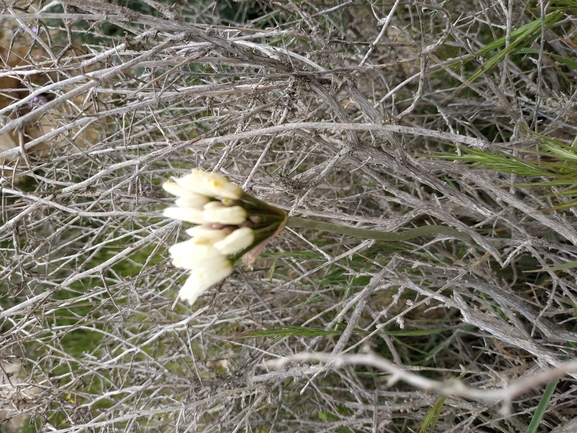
xmin=286 ymin=217 xmax=474 ymax=244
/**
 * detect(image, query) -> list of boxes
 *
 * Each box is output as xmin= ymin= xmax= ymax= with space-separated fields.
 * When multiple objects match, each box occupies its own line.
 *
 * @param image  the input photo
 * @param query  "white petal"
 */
xmin=176 ymin=170 xmax=243 ymax=200
xmin=203 ymin=202 xmax=247 ymax=225
xmin=175 ymin=196 xmax=210 ymax=210
xmin=214 ymin=227 xmax=254 ymax=255
xmin=163 ymin=180 xmax=204 ymax=199
xmin=163 ymin=207 xmax=206 ymax=224
xmin=168 ymin=239 xmax=206 ymax=262
xmin=175 ymin=253 xmax=230 ymax=271
xmin=169 ymin=241 xmax=228 ymax=270
xmin=185 ymin=225 xmax=211 ymax=237
xmin=185 ymin=226 xmax=228 ymax=244
xmin=190 ymin=231 xmax=228 ymax=247
xmin=178 ymin=262 xmax=233 ymax=305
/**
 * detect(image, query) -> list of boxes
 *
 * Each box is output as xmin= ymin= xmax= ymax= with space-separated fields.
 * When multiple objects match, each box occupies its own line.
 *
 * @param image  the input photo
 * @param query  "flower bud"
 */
xmin=175 ymin=196 xmax=210 ymax=210
xmin=163 ymin=207 xmax=206 ymax=224
xmin=203 ymin=202 xmax=247 ymax=225
xmin=169 ymin=241 xmax=229 ymax=270
xmin=185 ymin=226 xmax=228 ymax=245
xmin=176 ymin=170 xmax=243 ymax=200
xmin=163 ymin=180 xmax=203 ymax=199
xmin=214 ymin=227 xmax=255 ymax=255
xmin=179 ymin=261 xmax=234 ymax=305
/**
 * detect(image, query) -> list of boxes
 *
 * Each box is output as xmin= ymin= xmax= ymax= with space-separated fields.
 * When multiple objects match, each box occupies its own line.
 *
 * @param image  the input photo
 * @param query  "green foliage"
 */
xmin=446 ymin=10 xmax=566 ymax=97
xmin=418 ymin=395 xmax=446 ymax=433
xmin=527 ymin=378 xmax=560 ymax=433
xmin=437 ymin=131 xmax=577 ymax=209
xmin=237 ymin=325 xmax=352 ymax=339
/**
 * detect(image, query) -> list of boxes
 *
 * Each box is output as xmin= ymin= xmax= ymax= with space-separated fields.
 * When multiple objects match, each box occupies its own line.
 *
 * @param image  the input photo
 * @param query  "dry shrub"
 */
xmin=0 ymin=6 xmax=102 ymax=180
xmin=0 ymin=1 xmax=576 ymax=432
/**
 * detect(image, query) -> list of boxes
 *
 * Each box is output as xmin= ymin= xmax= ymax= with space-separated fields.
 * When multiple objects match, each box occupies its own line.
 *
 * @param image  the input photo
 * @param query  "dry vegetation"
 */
xmin=1 ymin=0 xmax=577 ymax=432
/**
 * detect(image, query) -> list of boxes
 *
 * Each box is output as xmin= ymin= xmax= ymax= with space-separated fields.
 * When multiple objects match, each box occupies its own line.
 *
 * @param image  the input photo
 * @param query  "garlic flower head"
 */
xmin=163 ymin=169 xmax=287 ymax=307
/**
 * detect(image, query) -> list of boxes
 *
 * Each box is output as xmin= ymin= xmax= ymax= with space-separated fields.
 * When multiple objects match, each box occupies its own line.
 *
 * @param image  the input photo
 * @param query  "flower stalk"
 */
xmin=285 ymin=217 xmax=474 ymax=244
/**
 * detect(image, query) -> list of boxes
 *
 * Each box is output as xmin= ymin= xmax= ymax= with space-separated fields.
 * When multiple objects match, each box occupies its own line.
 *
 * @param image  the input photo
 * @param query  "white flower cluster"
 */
xmin=163 ymin=170 xmax=255 ymax=306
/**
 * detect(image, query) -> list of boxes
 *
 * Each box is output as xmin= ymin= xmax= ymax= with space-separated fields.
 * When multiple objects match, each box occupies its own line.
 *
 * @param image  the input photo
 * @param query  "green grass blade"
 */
xmin=449 ymin=11 xmax=564 ymax=93
xmin=517 ymin=47 xmax=577 ymax=70
xmin=527 ymin=378 xmax=559 ymax=433
xmin=418 ymin=395 xmax=446 ymax=433
xmin=235 ymin=325 xmax=353 ymax=339
xmin=525 ymin=260 xmax=577 ymax=273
